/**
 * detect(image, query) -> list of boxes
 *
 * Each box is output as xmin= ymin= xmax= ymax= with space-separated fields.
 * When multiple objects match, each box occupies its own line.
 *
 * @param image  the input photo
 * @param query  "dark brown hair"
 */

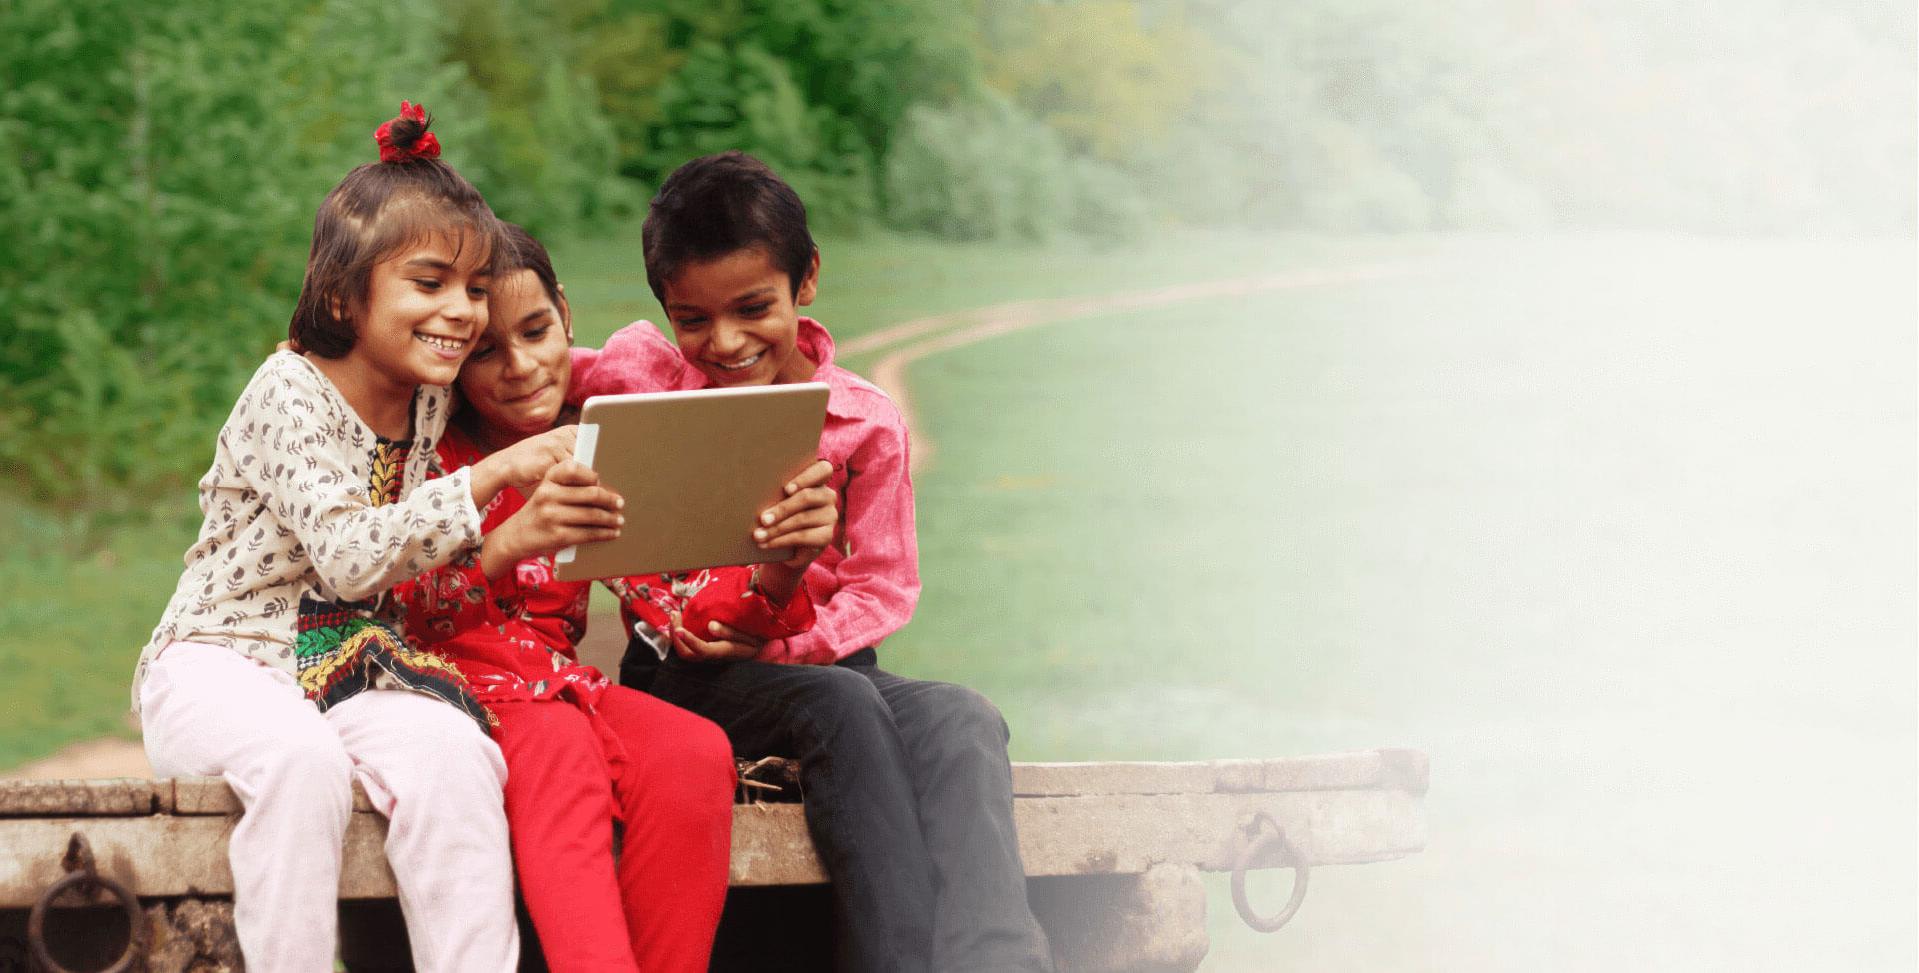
xmin=641 ymin=151 xmax=816 ymax=305
xmin=497 ymin=222 xmax=563 ymax=311
xmin=289 ymin=107 xmax=506 ymax=358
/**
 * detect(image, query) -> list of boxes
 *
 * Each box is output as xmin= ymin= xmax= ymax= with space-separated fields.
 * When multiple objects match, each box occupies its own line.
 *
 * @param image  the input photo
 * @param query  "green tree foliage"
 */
xmin=2 ymin=0 xmax=307 ymax=504
xmin=883 ymin=96 xmax=1071 ymax=242
xmin=882 ymin=94 xmax=1147 ymax=243
xmin=714 ymin=0 xmax=977 ymax=162
xmin=0 ymin=0 xmax=573 ymax=504
xmin=646 ymin=41 xmax=875 ymax=230
xmin=439 ymin=0 xmax=636 ymax=234
xmin=979 ymin=0 xmax=1218 ymax=165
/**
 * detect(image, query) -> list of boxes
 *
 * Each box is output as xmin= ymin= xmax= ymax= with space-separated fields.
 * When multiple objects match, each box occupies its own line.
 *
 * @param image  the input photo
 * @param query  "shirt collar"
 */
xmin=796 ymin=317 xmax=836 ymax=371
xmin=795 ymin=318 xmax=864 ymax=421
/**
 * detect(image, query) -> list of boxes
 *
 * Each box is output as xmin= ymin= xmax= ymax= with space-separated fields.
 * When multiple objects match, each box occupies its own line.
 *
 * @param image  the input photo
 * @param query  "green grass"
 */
xmin=0 ymin=505 xmax=199 ymax=766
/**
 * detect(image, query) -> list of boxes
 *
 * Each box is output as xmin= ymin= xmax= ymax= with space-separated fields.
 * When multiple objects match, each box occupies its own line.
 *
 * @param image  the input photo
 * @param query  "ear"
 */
xmin=795 ymin=249 xmax=821 ymax=307
xmin=329 ymin=290 xmax=365 ymax=331
xmin=556 ymin=284 xmax=573 ymax=342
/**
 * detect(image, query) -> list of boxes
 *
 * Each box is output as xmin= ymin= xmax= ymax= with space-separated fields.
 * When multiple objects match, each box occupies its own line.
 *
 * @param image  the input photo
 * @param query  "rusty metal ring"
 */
xmin=1230 ymin=810 xmax=1311 ymax=933
xmin=26 ymin=834 xmax=143 ymax=973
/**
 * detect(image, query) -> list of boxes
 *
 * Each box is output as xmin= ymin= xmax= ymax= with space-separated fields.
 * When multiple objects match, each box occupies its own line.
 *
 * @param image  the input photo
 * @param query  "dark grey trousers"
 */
xmin=623 ymin=644 xmax=1053 ymax=973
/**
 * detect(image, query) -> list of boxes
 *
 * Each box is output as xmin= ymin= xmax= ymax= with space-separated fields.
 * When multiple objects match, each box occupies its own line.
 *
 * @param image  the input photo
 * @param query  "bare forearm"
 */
xmin=476 ymin=526 xmax=524 ymax=581
xmin=468 ymin=457 xmax=509 ymax=511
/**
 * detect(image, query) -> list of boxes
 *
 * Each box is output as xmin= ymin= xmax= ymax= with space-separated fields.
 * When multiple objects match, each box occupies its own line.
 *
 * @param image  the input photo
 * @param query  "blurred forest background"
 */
xmin=2 ymin=0 xmax=1911 ymax=508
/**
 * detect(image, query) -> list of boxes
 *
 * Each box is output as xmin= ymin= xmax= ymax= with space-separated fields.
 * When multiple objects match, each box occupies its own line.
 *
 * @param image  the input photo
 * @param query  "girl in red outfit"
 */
xmin=394 ymin=223 xmax=841 ymax=973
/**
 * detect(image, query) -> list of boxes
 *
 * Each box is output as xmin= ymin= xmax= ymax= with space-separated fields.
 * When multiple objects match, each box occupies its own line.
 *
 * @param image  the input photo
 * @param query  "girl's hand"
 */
xmin=470 ymin=426 xmax=578 ymax=506
xmin=668 ymin=614 xmax=765 ymax=662
xmin=754 ymin=458 xmax=839 ymax=569
xmin=479 ymin=461 xmax=622 ymax=578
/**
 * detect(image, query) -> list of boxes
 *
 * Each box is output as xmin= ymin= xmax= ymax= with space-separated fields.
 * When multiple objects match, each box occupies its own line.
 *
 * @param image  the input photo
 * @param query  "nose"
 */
xmin=445 ymin=287 xmax=483 ymax=332
xmin=501 ymin=343 xmax=536 ymax=379
xmin=708 ymin=320 xmax=747 ymax=357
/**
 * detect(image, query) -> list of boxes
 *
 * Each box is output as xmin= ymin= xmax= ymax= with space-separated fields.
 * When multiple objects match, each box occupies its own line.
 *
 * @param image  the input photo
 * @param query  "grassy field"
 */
xmin=880 ymin=233 xmax=1916 ymax=969
xmin=5 ymin=227 xmax=1912 ymax=969
xmin=0 ymin=505 xmax=203 ymax=767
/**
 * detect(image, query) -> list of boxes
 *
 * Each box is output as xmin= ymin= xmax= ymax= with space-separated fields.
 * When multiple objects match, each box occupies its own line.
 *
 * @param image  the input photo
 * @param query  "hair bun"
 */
xmin=373 ymin=101 xmax=442 ymax=163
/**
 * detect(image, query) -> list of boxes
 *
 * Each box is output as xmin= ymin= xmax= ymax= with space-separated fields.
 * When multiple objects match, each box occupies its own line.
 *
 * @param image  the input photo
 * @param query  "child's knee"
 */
xmin=689 ymin=717 xmax=737 ymax=795
xmin=657 ymin=706 xmax=732 ymax=768
xmin=790 ymin=671 xmax=894 ymax=744
xmin=646 ymin=708 xmax=737 ymax=803
xmin=806 ymin=665 xmax=891 ymax=725
xmin=914 ymin=683 xmax=1012 ymax=760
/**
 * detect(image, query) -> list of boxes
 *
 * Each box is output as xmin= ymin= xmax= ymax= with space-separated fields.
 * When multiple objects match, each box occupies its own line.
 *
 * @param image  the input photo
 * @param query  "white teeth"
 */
xmin=715 ymin=353 xmax=762 ymax=371
xmin=415 ymin=334 xmax=465 ymax=351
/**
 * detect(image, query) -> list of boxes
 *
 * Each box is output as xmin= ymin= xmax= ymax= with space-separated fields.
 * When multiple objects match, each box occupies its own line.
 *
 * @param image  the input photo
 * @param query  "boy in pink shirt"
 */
xmin=573 ymin=314 xmax=915 ymax=666
xmin=568 ymin=152 xmax=1051 ymax=973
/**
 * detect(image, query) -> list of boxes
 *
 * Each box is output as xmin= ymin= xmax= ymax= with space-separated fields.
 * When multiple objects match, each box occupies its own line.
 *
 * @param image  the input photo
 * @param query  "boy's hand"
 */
xmin=668 ymin=614 xmax=764 ymax=662
xmin=753 ymin=459 xmax=839 ymax=573
xmin=479 ymin=461 xmax=622 ymax=578
xmin=471 ymin=426 xmax=579 ymax=505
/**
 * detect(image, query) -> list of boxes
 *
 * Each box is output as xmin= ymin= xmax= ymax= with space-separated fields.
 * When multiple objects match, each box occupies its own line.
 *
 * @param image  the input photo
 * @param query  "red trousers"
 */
xmin=489 ymin=686 xmax=734 ymax=973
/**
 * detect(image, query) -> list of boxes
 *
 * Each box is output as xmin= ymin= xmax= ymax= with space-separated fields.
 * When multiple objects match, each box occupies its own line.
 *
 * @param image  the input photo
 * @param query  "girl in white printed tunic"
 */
xmin=131 ymin=103 xmax=583 ymax=973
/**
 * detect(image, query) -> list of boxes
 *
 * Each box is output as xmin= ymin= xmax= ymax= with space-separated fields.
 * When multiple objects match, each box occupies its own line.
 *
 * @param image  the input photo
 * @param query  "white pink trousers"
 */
xmin=139 ymin=642 xmax=518 ymax=973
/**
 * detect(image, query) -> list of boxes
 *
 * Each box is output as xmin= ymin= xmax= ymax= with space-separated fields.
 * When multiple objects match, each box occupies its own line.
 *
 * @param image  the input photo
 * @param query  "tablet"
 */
xmin=553 ymin=382 xmax=830 ymax=581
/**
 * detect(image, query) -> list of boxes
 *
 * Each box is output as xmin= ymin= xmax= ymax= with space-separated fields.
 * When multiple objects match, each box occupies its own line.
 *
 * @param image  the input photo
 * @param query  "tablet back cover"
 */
xmin=554 ymin=382 xmax=829 ymax=581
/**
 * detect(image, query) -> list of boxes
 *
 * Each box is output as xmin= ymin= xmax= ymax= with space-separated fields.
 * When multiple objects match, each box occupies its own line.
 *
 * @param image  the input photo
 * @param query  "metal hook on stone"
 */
xmin=27 ymin=833 xmax=144 ymax=973
xmin=1229 ymin=810 xmax=1311 ymax=933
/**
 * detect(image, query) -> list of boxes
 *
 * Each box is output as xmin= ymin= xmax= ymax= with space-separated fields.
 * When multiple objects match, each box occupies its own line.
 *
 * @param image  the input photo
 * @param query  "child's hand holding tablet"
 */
xmin=666 ymin=456 xmax=837 ymax=662
xmin=474 ymin=459 xmax=625 ymax=581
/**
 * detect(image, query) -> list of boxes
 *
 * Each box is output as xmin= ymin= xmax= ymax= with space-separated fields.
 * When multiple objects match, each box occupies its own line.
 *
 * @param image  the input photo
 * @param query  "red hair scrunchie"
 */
xmin=373 ymin=100 xmax=442 ymax=163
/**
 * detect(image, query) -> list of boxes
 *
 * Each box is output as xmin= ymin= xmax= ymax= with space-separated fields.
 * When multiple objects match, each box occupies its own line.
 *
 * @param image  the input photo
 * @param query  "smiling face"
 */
xmin=344 ymin=233 xmax=492 ymax=390
xmin=456 ymin=268 xmax=573 ymax=443
xmin=662 ymin=247 xmax=820 ymax=387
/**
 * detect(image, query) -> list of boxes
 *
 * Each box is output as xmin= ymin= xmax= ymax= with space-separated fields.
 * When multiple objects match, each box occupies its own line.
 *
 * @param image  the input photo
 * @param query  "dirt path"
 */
xmin=3 ymin=261 xmax=1410 ymax=781
xmin=842 ymin=263 xmax=1414 ymax=472
xmin=2 ymin=733 xmax=151 ymax=780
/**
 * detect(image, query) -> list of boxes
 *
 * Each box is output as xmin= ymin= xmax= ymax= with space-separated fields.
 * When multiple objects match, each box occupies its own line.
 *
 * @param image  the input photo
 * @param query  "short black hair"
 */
xmin=289 ymin=106 xmax=504 ymax=358
xmin=642 ymin=151 xmax=816 ymax=304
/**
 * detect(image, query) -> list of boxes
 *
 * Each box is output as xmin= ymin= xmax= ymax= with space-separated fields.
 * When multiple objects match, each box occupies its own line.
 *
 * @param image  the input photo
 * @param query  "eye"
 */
xmin=468 ymin=285 xmax=488 ymax=300
xmin=675 ymin=316 xmax=708 ymax=331
xmin=412 ymin=278 xmax=443 ymax=291
xmin=525 ymin=325 xmax=552 ymax=341
xmin=741 ymin=303 xmax=771 ymax=317
xmin=468 ymin=343 xmax=496 ymax=361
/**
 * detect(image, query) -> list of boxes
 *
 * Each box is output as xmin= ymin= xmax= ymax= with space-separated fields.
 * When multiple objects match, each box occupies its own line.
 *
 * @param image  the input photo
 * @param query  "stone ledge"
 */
xmin=0 ymin=751 xmax=1429 ymax=907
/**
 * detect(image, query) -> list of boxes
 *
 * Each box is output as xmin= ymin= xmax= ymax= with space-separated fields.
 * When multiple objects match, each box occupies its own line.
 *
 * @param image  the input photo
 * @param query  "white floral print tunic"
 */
xmin=131 ymin=352 xmax=486 ymax=723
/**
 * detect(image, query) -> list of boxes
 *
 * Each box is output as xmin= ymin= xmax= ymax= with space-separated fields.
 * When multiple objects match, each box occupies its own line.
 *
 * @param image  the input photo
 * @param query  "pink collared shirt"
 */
xmin=570 ymin=318 xmax=920 ymax=665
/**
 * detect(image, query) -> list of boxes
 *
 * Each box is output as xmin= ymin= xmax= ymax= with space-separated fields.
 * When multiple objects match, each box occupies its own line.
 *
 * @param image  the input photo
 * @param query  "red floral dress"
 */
xmin=393 ymin=425 xmax=816 ymax=717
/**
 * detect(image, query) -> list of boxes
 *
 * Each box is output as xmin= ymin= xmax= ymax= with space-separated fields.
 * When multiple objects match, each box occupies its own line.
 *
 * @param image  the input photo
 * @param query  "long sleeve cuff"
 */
xmin=680 ymin=568 xmax=816 ymax=644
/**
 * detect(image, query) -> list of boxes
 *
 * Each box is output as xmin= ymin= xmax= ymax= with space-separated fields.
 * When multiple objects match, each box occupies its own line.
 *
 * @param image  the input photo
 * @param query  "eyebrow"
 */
xmin=518 ymin=307 xmax=553 ymax=326
xmin=402 ymin=257 xmax=454 ymax=271
xmin=666 ymin=287 xmax=777 ymax=313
